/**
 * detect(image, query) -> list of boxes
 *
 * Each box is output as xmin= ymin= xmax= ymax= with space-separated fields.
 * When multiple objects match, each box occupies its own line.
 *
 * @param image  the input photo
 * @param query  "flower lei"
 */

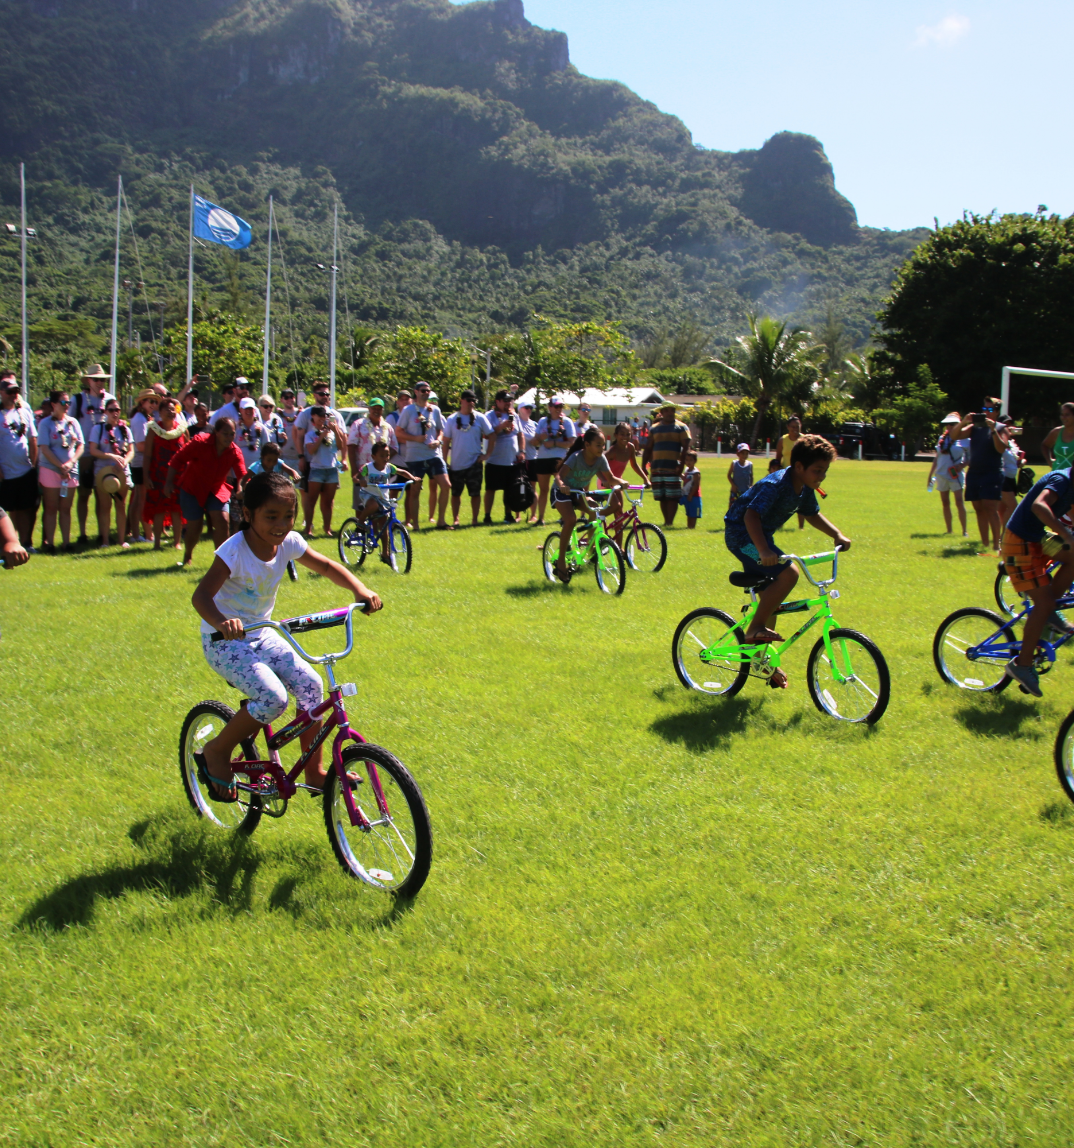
xmin=146 ymin=420 xmax=187 ymax=441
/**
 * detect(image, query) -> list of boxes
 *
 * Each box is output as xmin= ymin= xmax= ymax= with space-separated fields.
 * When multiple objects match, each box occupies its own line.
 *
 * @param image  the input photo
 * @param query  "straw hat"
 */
xmin=134 ymin=388 xmax=159 ymax=406
xmin=81 ymin=364 xmax=112 ymax=380
xmin=94 ymin=464 xmax=128 ymax=497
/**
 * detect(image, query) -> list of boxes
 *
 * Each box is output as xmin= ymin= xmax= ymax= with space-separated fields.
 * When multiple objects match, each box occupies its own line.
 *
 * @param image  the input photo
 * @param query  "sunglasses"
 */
xmin=55 ymin=399 xmax=71 ymax=406
xmin=105 ymin=407 xmax=120 ymax=413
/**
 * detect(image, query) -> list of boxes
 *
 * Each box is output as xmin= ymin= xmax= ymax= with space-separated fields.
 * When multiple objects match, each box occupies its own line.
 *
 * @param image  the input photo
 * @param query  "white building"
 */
xmin=514 ymin=386 xmax=666 ymax=426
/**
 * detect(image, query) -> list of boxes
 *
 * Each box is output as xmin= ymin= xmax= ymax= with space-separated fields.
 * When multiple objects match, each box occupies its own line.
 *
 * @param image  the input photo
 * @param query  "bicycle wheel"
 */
xmin=672 ymin=607 xmax=750 ymax=697
xmin=1054 ymin=709 xmax=1074 ymax=804
xmin=286 ymin=559 xmax=298 ymax=583
xmin=994 ymin=567 xmax=1023 ymax=617
xmin=178 ymin=700 xmax=262 ymax=834
xmin=626 ymin=521 xmax=667 ymax=573
xmin=594 ymin=537 xmax=626 ymax=595
xmin=337 ymin=518 xmax=364 ymax=568
xmin=388 ymin=523 xmax=412 ymax=573
xmin=806 ymin=629 xmax=890 ymax=724
xmin=932 ymin=606 xmax=1013 ymax=693
xmin=541 ymin=531 xmax=561 ymax=583
xmin=324 ymin=744 xmax=432 ymax=897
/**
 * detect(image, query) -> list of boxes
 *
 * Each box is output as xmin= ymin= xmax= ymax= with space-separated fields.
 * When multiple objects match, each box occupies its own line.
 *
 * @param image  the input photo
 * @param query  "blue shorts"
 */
xmin=308 ymin=465 xmax=340 ymax=486
xmin=728 ymin=539 xmax=791 ymax=577
xmin=964 ymin=472 xmax=1002 ymax=502
xmin=179 ymin=488 xmax=229 ymax=522
xmin=406 ymin=456 xmax=448 ymax=481
xmin=679 ymin=495 xmax=702 ymax=518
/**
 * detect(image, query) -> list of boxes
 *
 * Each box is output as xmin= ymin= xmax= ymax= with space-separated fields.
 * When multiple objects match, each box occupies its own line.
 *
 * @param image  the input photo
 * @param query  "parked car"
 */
xmin=337 ymin=406 xmax=368 ymax=429
xmin=835 ymin=422 xmax=865 ymax=457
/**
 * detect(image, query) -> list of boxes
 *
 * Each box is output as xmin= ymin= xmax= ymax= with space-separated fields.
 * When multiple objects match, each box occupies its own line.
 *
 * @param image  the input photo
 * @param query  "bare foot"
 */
xmin=745 ymin=626 xmax=784 ymax=644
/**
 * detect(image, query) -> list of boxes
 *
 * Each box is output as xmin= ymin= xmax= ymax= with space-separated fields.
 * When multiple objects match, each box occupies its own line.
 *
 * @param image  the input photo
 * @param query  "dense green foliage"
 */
xmin=876 ymin=212 xmax=1074 ymax=418
xmin=5 ymin=463 xmax=1074 ymax=1143
xmin=0 ymin=0 xmax=929 ymax=399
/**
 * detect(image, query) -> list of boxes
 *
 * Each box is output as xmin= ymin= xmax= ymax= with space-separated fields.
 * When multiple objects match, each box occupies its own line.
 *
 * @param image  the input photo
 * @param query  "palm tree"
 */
xmin=709 ymin=314 xmax=822 ymax=447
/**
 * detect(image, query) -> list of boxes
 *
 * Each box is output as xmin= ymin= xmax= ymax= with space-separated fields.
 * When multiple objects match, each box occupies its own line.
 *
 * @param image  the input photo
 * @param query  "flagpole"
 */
xmin=186 ymin=185 xmax=194 ymax=390
xmin=19 ymin=163 xmax=28 ymax=401
xmin=262 ymin=196 xmax=273 ymax=398
xmin=109 ymin=176 xmax=122 ymax=389
xmin=329 ymin=202 xmax=338 ymax=409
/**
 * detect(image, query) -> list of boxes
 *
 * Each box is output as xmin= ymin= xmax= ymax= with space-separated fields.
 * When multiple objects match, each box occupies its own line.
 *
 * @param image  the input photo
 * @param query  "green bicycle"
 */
xmin=541 ymin=489 xmax=627 ymax=595
xmin=671 ymin=548 xmax=890 ymax=723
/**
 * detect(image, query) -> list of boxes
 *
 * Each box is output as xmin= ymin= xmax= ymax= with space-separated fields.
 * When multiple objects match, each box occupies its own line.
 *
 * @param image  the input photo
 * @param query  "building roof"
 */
xmin=515 ymin=386 xmax=665 ymax=409
xmin=666 ymin=394 xmax=744 ymax=406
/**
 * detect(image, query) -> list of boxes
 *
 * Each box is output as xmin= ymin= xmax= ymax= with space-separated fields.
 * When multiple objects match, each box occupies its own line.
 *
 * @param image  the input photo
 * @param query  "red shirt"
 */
xmin=168 ymin=432 xmax=246 ymax=504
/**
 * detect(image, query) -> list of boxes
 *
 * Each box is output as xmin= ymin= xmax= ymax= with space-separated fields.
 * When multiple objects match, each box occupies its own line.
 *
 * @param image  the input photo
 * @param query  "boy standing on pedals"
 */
xmin=724 ymin=435 xmax=851 ymax=688
xmin=999 ymin=466 xmax=1074 ymax=697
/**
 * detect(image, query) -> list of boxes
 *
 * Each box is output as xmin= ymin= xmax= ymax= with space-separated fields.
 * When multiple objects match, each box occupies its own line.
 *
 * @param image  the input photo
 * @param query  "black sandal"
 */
xmin=194 ymin=751 xmax=237 ymax=803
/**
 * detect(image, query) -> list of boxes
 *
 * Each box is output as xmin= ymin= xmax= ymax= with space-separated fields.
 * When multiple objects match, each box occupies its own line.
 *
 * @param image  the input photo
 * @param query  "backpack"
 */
xmin=503 ymin=465 xmax=535 ymax=513
xmin=1017 ymin=466 xmax=1036 ymax=495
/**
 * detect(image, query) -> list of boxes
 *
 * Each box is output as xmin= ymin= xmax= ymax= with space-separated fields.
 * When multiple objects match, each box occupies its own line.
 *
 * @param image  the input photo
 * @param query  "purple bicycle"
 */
xmin=178 ymin=603 xmax=432 ymax=897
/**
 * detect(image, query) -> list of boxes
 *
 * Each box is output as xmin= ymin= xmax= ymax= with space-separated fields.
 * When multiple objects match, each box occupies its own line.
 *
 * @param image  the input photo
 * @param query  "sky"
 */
xmin=454 ymin=0 xmax=1073 ymax=231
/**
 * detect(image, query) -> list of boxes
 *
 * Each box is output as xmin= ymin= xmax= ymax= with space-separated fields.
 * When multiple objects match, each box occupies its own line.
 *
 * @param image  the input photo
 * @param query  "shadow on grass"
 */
xmin=505 ymin=581 xmax=564 ymax=598
xmin=114 ymin=565 xmax=188 ymax=579
xmin=16 ymin=810 xmax=403 ymax=932
xmin=953 ymin=694 xmax=1044 ymax=740
xmin=1040 ymin=800 xmax=1074 ymax=826
xmin=939 ymin=544 xmax=985 ymax=559
xmin=650 ymin=696 xmax=758 ymax=751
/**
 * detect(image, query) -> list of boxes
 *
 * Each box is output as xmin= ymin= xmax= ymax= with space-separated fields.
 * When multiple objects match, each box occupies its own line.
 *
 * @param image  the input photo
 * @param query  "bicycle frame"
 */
xmin=602 ymin=485 xmax=647 ymax=536
xmin=355 ymin=481 xmax=409 ymax=553
xmin=561 ymin=489 xmax=618 ymax=573
xmin=964 ymin=595 xmax=1074 ymax=668
xmin=703 ymin=551 xmax=852 ymax=677
xmin=222 ymin=604 xmax=390 ymax=832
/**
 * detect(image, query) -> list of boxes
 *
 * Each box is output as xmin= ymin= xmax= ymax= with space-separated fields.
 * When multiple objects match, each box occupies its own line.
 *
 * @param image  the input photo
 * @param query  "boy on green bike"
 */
xmin=724 ymin=435 xmax=850 ymax=685
xmin=550 ymin=427 xmax=626 ymax=583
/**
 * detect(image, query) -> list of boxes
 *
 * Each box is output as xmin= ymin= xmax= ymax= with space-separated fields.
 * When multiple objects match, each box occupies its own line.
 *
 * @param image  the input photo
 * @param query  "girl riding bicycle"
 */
xmin=191 ymin=471 xmax=382 ymax=801
xmin=551 ymin=427 xmax=626 ymax=583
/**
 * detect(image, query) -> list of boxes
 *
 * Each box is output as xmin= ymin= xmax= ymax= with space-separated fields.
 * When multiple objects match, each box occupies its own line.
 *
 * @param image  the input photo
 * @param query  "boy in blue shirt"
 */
xmin=724 ymin=434 xmax=850 ymax=685
xmin=1000 ymin=467 xmax=1074 ymax=696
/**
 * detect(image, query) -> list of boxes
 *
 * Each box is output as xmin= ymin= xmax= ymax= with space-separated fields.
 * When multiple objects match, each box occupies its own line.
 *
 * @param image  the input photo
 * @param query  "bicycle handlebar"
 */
xmin=212 ymin=602 xmax=369 ymax=664
xmin=781 ymin=547 xmax=842 ymax=589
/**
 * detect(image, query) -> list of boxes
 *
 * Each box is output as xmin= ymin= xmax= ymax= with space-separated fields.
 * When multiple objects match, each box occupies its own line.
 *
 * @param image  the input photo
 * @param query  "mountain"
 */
xmin=0 ymin=0 xmax=928 ymax=378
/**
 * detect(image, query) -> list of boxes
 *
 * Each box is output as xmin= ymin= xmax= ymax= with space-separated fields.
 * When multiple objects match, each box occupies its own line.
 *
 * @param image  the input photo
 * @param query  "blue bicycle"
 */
xmin=933 ymin=589 xmax=1074 ymax=693
xmin=337 ymin=482 xmax=413 ymax=574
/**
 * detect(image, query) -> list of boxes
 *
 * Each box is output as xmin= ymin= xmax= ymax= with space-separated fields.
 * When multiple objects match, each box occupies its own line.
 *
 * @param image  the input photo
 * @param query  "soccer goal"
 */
xmin=1000 ymin=366 xmax=1074 ymax=416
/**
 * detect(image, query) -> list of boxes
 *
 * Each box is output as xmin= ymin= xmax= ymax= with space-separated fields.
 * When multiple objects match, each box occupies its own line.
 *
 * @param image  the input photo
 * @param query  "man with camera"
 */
xmin=951 ymin=398 xmax=1013 ymax=554
xmin=483 ymin=389 xmax=526 ymax=525
xmin=395 ymin=381 xmax=449 ymax=530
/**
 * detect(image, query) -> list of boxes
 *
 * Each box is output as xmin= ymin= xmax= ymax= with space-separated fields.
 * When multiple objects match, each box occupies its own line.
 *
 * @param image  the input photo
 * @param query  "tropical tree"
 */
xmin=161 ymin=314 xmax=262 ymax=390
xmin=871 ymin=366 xmax=949 ymax=450
xmin=372 ymin=326 xmax=469 ymax=409
xmin=709 ymin=314 xmax=822 ymax=446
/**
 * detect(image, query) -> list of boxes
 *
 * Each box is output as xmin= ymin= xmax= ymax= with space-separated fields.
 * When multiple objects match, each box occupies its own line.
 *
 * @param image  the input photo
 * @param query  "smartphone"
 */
xmin=973 ymin=413 xmax=987 ymax=427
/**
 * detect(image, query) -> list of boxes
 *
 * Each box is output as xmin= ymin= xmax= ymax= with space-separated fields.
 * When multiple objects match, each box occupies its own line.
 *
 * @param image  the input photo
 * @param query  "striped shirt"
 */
xmin=647 ymin=420 xmax=691 ymax=474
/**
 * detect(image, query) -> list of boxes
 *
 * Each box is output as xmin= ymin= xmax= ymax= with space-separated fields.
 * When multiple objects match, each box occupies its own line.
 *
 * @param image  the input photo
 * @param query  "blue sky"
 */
xmin=454 ymin=0 xmax=1072 ymax=231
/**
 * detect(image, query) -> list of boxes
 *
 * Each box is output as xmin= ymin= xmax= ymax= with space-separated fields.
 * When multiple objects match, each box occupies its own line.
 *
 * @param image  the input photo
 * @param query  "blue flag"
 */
xmin=192 ymin=194 xmax=252 ymax=250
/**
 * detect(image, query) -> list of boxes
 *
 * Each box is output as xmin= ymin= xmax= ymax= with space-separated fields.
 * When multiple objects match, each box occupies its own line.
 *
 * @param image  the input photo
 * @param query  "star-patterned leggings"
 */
xmin=202 ymin=630 xmax=323 ymax=724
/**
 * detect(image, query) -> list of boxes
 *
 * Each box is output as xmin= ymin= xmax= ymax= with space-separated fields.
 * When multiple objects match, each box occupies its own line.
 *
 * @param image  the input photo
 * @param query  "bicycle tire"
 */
xmin=337 ymin=517 xmax=363 ymax=568
xmin=932 ymin=606 xmax=1013 ymax=693
xmin=541 ymin=531 xmax=561 ymax=583
xmin=595 ymin=537 xmax=626 ymax=595
xmin=806 ymin=629 xmax=890 ymax=724
xmin=287 ymin=559 xmax=298 ymax=583
xmin=178 ymin=700 xmax=262 ymax=834
xmin=388 ymin=523 xmax=412 ymax=574
xmin=324 ymin=744 xmax=432 ymax=897
xmin=672 ymin=607 xmax=750 ymax=697
xmin=1054 ymin=709 xmax=1074 ymax=804
xmin=994 ymin=567 xmax=1022 ymax=617
xmin=626 ymin=521 xmax=667 ymax=573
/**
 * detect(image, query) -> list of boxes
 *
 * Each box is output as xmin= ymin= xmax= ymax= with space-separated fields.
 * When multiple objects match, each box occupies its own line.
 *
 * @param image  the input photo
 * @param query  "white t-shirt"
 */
xmin=88 ymin=421 xmax=133 ymax=479
xmin=277 ymin=408 xmax=302 ymax=460
xmin=443 ymin=411 xmax=492 ymax=471
xmin=295 ymin=405 xmax=344 ymax=437
xmin=70 ymin=389 xmax=115 ymax=441
xmin=0 ymin=405 xmax=37 ymax=480
xmin=1002 ymin=444 xmax=1021 ymax=479
xmin=36 ymin=415 xmax=84 ymax=474
xmin=486 ymin=410 xmax=522 ymax=466
xmin=305 ymin=426 xmax=340 ymax=469
xmin=209 ymin=400 xmax=242 ymax=428
xmin=396 ymin=403 xmax=445 ymax=463
xmin=201 ymin=529 xmax=308 ymax=635
xmin=519 ymin=416 xmax=538 ymax=461
xmin=130 ymin=411 xmax=151 ymax=458
xmin=236 ymin=419 xmax=269 ymax=467
xmin=535 ymin=416 xmax=577 ymax=460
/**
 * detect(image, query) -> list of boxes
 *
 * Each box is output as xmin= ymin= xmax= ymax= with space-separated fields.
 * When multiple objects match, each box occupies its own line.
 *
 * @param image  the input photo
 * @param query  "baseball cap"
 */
xmin=940 ymin=413 xmax=960 ymax=424
xmin=239 ymin=397 xmax=256 ymax=410
xmin=460 ymin=389 xmax=477 ymax=402
xmin=658 ymin=400 xmax=677 ymax=411
xmin=234 ymin=377 xmax=250 ymax=388
xmin=549 ymin=397 xmax=564 ymax=406
xmin=367 ymin=396 xmax=386 ymax=408
xmin=281 ymin=388 xmax=295 ymax=398
xmin=736 ymin=442 xmax=750 ymax=452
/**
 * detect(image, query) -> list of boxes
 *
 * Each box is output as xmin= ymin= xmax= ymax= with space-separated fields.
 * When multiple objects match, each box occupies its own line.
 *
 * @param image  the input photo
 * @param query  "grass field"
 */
xmin=3 ymin=458 xmax=1074 ymax=1146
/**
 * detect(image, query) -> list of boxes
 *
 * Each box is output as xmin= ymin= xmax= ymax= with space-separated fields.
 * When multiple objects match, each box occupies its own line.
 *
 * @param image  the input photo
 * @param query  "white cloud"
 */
xmin=914 ymin=14 xmax=970 ymax=48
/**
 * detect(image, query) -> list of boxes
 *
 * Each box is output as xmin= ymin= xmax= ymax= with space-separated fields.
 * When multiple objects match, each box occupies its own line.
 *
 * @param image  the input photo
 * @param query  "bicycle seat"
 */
xmin=728 ymin=570 xmax=780 ymax=589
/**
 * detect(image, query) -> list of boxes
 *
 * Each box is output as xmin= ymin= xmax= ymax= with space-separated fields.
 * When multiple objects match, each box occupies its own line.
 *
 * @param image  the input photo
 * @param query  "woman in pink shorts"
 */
xmin=36 ymin=390 xmax=84 ymax=552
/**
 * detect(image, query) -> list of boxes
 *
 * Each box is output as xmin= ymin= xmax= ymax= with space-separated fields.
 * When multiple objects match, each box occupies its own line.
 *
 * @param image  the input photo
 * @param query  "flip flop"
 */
xmin=194 ymin=751 xmax=237 ymax=803
xmin=554 ymin=565 xmax=572 ymax=584
xmin=768 ymin=668 xmax=789 ymax=689
xmin=745 ymin=628 xmax=784 ymax=645
xmin=306 ymin=771 xmax=362 ymax=797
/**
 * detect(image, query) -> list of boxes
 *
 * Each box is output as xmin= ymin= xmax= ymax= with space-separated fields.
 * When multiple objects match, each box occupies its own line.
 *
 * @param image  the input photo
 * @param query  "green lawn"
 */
xmin=3 ymin=459 xmax=1074 ymax=1146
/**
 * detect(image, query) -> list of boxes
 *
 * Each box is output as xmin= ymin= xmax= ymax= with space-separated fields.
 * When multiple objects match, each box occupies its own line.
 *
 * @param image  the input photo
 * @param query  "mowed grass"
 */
xmin=2 ymin=458 xmax=1074 ymax=1146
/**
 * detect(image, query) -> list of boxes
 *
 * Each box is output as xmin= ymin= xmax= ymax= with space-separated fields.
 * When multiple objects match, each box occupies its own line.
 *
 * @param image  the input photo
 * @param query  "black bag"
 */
xmin=503 ymin=466 xmax=535 ymax=513
xmin=1017 ymin=466 xmax=1036 ymax=495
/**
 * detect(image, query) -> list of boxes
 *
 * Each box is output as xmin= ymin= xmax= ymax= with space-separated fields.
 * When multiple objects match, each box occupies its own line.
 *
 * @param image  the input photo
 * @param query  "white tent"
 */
xmin=515 ymin=386 xmax=665 ymax=425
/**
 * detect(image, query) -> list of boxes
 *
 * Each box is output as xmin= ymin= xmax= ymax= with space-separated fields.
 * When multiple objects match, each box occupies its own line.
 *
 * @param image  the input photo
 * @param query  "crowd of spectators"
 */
xmin=0 ymin=366 xmax=701 ymax=567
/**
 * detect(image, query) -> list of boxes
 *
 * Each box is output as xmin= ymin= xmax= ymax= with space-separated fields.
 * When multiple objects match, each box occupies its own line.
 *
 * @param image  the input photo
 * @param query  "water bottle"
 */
xmin=60 ymin=477 xmax=69 ymax=498
xmin=927 ymin=475 xmax=936 ymax=493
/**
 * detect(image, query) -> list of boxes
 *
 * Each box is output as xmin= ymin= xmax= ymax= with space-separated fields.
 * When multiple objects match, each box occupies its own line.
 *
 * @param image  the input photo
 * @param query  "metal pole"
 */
xmin=262 ymin=196 xmax=273 ymax=397
xmin=109 ymin=178 xmax=122 ymax=388
xmin=19 ymin=163 xmax=28 ymax=401
xmin=329 ymin=202 xmax=338 ymax=408
xmin=186 ymin=185 xmax=194 ymax=388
